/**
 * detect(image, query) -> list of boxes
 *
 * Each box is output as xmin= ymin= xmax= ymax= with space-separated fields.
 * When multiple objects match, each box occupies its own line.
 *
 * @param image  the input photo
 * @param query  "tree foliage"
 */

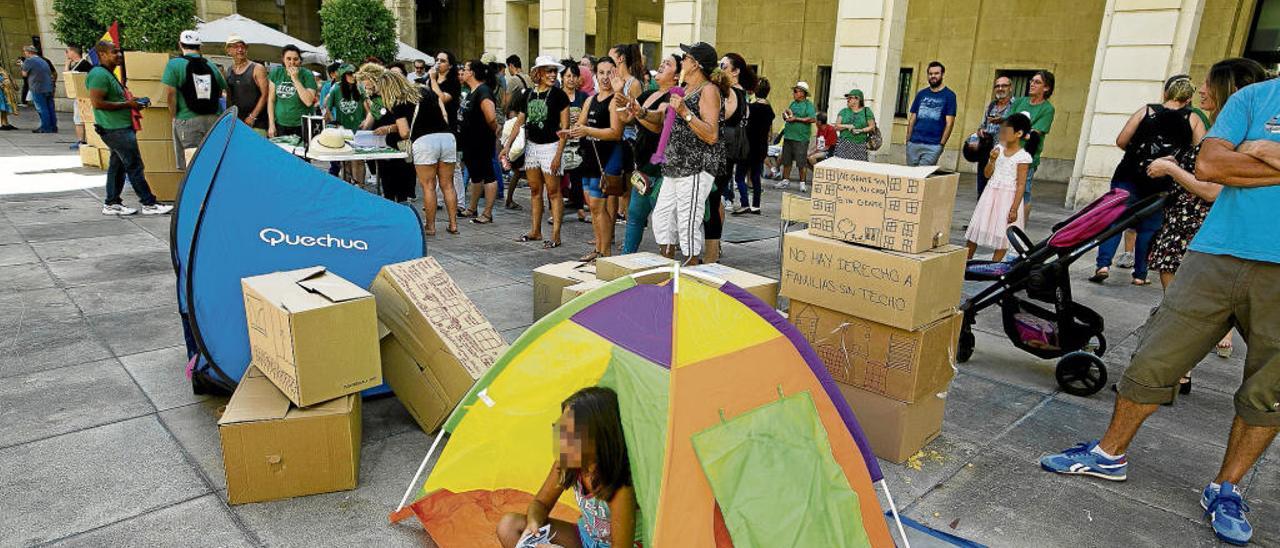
xmin=320 ymin=0 xmax=398 ymax=65
xmin=53 ymin=0 xmax=196 ymax=53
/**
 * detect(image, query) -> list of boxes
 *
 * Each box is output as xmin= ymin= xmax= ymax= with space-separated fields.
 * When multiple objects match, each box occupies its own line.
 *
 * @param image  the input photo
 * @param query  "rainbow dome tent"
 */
xmin=391 ymin=267 xmax=909 ymax=547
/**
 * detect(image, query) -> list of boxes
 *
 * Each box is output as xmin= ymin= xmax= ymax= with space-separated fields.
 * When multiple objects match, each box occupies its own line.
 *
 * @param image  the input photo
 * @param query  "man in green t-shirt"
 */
xmin=775 ymin=81 xmax=816 ymax=192
xmin=86 ymin=42 xmax=172 ymax=216
xmin=163 ymin=30 xmax=229 ymax=160
xmin=1008 ymin=70 xmax=1056 ymax=220
xmin=268 ymin=44 xmax=318 ymax=137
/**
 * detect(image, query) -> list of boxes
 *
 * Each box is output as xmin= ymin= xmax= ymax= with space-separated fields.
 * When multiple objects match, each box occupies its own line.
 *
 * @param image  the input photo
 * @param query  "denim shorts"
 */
xmin=1023 ymin=166 xmax=1038 ymax=202
xmin=413 ymin=132 xmax=458 ymax=164
xmin=584 ymin=177 xmax=603 ymax=199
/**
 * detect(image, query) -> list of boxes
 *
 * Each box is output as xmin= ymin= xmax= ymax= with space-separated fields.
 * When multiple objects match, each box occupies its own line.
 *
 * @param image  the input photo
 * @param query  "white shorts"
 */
xmin=413 ymin=132 xmax=457 ymax=165
xmin=523 ymin=141 xmax=563 ymax=176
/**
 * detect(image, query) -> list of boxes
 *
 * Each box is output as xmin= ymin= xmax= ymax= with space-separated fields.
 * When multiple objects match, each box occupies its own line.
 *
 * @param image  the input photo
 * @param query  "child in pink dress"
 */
xmin=966 ymin=113 xmax=1032 ymax=262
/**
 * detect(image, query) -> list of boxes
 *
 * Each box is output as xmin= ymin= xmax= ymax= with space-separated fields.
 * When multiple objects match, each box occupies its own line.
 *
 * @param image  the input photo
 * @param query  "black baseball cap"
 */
xmin=679 ymin=42 xmax=717 ymax=75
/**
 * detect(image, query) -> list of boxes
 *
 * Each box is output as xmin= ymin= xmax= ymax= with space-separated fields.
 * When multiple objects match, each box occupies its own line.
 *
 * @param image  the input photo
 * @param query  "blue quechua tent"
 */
xmin=170 ymin=110 xmax=425 ymax=392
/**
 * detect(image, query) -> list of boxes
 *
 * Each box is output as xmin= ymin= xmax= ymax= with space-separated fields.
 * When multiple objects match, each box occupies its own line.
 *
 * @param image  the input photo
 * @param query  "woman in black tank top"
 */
xmin=568 ymin=58 xmax=622 ymax=262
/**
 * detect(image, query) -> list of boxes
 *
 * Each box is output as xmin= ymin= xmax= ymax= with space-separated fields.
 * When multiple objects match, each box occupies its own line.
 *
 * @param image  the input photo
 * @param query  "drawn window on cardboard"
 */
xmin=905 ymin=201 xmax=919 ymax=215
xmin=885 ymin=219 xmax=898 ymax=233
xmin=887 ymin=199 xmax=901 ymax=212
xmin=864 ymin=227 xmax=880 ymax=240
xmin=888 ymin=178 xmax=902 ymax=192
xmin=884 ymin=235 xmax=895 ymax=247
xmin=902 ymin=223 xmax=915 ymax=238
xmin=906 ymin=180 xmax=920 ymax=194
xmin=887 ymin=334 xmax=916 ymax=371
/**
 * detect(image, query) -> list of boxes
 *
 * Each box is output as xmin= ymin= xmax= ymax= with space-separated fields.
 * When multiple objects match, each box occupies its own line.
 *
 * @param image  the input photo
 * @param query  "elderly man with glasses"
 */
xmin=975 ymin=76 xmax=1014 ymax=195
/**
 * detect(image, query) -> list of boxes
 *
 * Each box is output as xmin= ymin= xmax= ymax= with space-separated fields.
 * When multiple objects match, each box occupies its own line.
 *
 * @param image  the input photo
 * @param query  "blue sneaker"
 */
xmin=1203 ymin=482 xmax=1252 ymax=545
xmin=1039 ymin=440 xmax=1128 ymax=481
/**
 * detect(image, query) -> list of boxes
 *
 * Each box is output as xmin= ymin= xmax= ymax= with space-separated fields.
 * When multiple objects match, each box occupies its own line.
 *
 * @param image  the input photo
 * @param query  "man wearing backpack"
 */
xmin=162 ymin=30 xmax=227 ymax=160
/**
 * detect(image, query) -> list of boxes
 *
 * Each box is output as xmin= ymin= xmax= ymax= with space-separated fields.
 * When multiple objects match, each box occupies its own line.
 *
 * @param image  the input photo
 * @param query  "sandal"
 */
xmin=1216 ymin=339 xmax=1234 ymax=359
xmin=1131 ymin=278 xmax=1150 ymax=286
xmin=1179 ymin=376 xmax=1192 ymax=395
xmin=1088 ymin=268 xmax=1109 ymax=284
xmin=516 ymin=234 xmax=542 ymax=243
xmin=580 ymin=251 xmax=601 ymax=262
xmin=447 ymin=225 xmax=459 ymax=235
xmin=471 ymin=215 xmax=493 ymax=224
xmin=424 ymin=229 xmax=436 ymax=236
xmin=543 ymin=240 xmax=562 ymax=249
xmin=458 ymin=209 xmax=476 ymax=218
xmin=505 ymin=201 xmax=523 ymax=211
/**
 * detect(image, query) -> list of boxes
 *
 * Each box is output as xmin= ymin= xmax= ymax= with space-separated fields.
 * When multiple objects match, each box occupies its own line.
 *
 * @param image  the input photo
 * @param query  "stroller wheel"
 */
xmin=1056 ymin=352 xmax=1108 ymax=397
xmin=957 ymin=329 xmax=975 ymax=363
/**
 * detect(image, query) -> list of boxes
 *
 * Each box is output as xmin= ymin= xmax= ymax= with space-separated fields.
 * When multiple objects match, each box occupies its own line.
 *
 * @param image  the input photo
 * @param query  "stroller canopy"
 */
xmin=397 ymin=270 xmax=893 ymax=547
xmin=171 ymin=111 xmax=424 ymax=389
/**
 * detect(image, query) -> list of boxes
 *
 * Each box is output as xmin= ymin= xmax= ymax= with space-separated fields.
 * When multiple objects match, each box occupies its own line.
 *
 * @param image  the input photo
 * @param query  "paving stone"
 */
xmin=229 ymin=430 xmax=436 ymax=547
xmin=158 ymin=399 xmax=230 ymax=491
xmin=0 ymin=416 xmax=208 ymax=547
xmin=1243 ymin=457 xmax=1280 ymax=546
xmin=31 ymin=232 xmax=165 ymax=262
xmin=437 ymin=258 xmax=524 ymax=294
xmin=119 ymin=346 xmax=206 ymax=412
xmin=501 ymin=326 xmax=529 ymax=344
xmin=468 ymin=282 xmax=536 ymax=333
xmin=1 ymin=197 xmax=115 ymax=227
xmin=0 ymin=313 xmax=112 ymax=378
xmin=0 ymin=242 xmax=38 ymax=266
xmin=0 ymin=261 xmax=58 ymax=291
xmin=362 ymin=395 xmax=424 ymax=443
xmin=0 ymin=358 xmax=153 ymax=449
xmin=45 ymin=249 xmax=174 ymax=287
xmin=906 ymin=447 xmax=1221 ymax=547
xmin=0 ymin=224 xmax=23 ymax=245
xmin=875 ymin=434 xmax=981 ymax=507
xmin=87 ymin=305 xmax=185 ymax=356
xmin=65 ymin=272 xmax=178 ymax=316
xmin=16 ymin=218 xmax=147 ymax=243
xmin=943 ymin=372 xmax=1049 ymax=446
xmin=46 ymin=494 xmax=254 ymax=547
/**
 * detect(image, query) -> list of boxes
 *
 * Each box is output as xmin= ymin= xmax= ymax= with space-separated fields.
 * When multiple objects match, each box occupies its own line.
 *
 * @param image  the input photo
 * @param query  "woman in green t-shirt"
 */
xmin=832 ymin=88 xmax=876 ymax=161
xmin=324 ymin=64 xmax=365 ymax=183
xmin=267 ymin=44 xmax=318 ymax=137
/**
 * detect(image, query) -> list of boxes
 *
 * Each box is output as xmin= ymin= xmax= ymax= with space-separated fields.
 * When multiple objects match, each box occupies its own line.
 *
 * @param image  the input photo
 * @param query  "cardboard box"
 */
xmin=809 ymin=159 xmax=959 ymax=253
xmin=369 ymin=257 xmax=506 ymax=427
xmin=781 ymin=193 xmax=812 ymax=224
xmin=79 ymin=144 xmax=103 ymax=168
xmin=379 ymin=331 xmax=453 ymax=433
xmin=125 ymin=79 xmax=170 ymax=107
xmin=242 ymin=267 xmax=382 ymax=407
xmin=686 ymin=263 xmax=779 ymax=308
xmin=124 ymin=51 xmax=171 ymax=81
xmin=532 ymin=260 xmax=598 ymax=320
xmin=838 ymin=383 xmax=946 ymax=463
xmin=594 ymin=252 xmax=673 ymax=281
xmin=780 ymin=230 xmax=964 ymax=330
xmin=790 ymin=300 xmax=959 ymax=403
xmin=137 ymin=107 xmax=174 ymax=141
xmin=145 ymin=171 xmax=183 ymax=201
xmin=218 ymin=366 xmax=361 ymax=505
xmin=64 ymin=71 xmax=89 ymax=99
xmin=561 ymin=278 xmax=609 ymax=305
xmin=138 ymin=139 xmax=177 ymax=171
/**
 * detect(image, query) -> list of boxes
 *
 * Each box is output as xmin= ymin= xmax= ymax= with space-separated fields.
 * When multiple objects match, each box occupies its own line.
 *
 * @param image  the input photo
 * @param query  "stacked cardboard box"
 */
xmin=219 ymin=267 xmax=382 ymax=504
xmin=782 ymin=158 xmax=965 ymax=463
xmin=123 ymin=52 xmax=181 ymax=201
xmin=369 ymin=257 xmax=507 ymax=434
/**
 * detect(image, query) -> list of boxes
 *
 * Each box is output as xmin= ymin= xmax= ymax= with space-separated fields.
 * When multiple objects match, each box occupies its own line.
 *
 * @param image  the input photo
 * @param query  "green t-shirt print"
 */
xmin=782 ymin=99 xmax=815 ymax=142
xmin=270 ymin=66 xmax=317 ymax=127
xmin=327 ymin=89 xmax=366 ymax=130
xmin=160 ymin=55 xmax=228 ymax=120
xmin=85 ymin=66 xmax=132 ymax=130
xmin=1009 ymin=96 xmax=1055 ymax=169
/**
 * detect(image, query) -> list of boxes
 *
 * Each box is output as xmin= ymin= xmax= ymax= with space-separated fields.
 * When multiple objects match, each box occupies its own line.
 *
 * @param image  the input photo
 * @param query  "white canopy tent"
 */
xmin=196 ymin=14 xmax=319 ymax=61
xmin=301 ymin=42 xmax=434 ymax=66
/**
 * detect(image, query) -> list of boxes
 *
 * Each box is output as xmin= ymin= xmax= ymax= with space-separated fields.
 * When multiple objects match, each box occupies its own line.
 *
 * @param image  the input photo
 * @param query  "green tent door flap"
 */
xmin=691 ymin=392 xmax=872 ymax=548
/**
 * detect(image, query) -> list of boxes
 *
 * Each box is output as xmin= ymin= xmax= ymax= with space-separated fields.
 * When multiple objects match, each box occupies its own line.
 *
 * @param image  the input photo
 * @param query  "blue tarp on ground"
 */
xmin=171 ymin=110 xmax=424 ymax=390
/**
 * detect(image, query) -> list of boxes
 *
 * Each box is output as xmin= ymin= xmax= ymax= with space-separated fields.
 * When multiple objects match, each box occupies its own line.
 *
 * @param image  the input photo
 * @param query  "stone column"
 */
xmin=1068 ymin=0 xmax=1206 ymax=206
xmin=199 ymin=0 xmax=237 ymax=21
xmin=540 ymin=0 xmax=586 ymax=59
xmin=828 ymin=0 xmax=908 ymax=161
xmin=485 ymin=0 xmax=529 ymax=62
xmin=384 ymin=0 xmax=417 ymax=47
xmin=661 ymin=0 xmax=716 ymax=54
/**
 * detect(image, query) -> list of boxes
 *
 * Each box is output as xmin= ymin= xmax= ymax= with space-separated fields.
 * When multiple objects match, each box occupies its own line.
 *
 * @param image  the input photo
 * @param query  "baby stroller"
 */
xmin=956 ymin=188 xmax=1168 ymax=396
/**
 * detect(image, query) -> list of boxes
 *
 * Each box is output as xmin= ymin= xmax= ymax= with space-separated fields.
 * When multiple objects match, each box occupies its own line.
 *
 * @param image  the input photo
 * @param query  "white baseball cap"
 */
xmin=793 ymin=81 xmax=810 ymax=94
xmin=180 ymin=30 xmax=201 ymax=46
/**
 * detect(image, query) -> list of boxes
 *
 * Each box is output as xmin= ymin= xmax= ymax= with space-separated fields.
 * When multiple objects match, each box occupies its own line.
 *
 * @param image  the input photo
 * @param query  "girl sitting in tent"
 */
xmin=496 ymin=387 xmax=642 ymax=548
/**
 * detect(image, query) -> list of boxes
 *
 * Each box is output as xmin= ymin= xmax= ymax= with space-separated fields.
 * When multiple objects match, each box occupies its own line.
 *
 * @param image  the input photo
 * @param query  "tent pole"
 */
xmin=396 ymin=429 xmax=446 ymax=512
xmin=879 ymin=479 xmax=911 ymax=548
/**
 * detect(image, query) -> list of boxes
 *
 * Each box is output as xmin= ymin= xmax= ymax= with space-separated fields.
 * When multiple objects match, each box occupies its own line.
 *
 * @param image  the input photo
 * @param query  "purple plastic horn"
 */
xmin=650 ymin=86 xmax=687 ymax=165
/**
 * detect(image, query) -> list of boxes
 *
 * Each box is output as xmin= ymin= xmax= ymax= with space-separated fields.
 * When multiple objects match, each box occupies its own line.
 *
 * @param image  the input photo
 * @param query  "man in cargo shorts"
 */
xmin=1039 ymin=75 xmax=1280 ymax=546
xmin=774 ymin=81 xmax=815 ymax=192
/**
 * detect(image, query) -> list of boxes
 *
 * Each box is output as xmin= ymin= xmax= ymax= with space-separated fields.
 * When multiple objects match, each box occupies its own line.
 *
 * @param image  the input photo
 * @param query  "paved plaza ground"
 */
xmin=1 ymin=110 xmax=1275 ymax=547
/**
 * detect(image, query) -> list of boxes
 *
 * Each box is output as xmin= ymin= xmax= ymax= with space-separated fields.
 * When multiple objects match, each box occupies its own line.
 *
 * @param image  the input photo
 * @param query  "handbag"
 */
xmin=589 ymin=139 xmax=628 ymax=196
xmin=561 ymin=139 xmax=584 ymax=171
xmin=630 ymin=170 xmax=653 ymax=195
xmin=721 ymin=88 xmax=750 ymax=161
xmin=866 ymin=125 xmax=883 ymax=151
